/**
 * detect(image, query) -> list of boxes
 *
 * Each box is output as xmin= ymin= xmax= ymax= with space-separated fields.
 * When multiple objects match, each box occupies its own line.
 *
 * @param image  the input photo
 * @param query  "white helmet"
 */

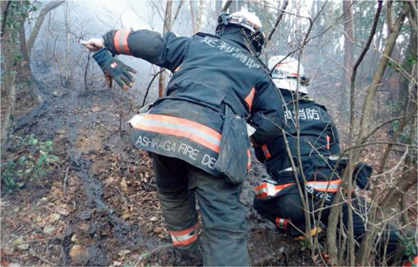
xmin=268 ymin=55 xmax=309 ymax=94
xmin=216 ymin=11 xmax=266 ymax=53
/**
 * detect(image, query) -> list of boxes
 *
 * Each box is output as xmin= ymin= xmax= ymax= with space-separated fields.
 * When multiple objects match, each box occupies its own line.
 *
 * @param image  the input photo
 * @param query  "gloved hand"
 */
xmin=92 ymin=49 xmax=137 ymax=90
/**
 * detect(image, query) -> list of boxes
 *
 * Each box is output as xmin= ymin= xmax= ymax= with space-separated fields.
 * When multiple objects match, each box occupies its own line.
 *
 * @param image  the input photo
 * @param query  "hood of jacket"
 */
xmin=219 ymin=25 xmax=258 ymax=55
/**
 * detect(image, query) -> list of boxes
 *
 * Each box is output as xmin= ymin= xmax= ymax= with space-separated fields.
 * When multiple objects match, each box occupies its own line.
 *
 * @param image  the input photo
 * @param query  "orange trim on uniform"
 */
xmin=275 ymin=217 xmax=288 ymax=230
xmin=172 ymin=233 xmax=198 ymax=246
xmin=114 ymin=30 xmax=122 ymax=53
xmin=254 ymin=182 xmax=295 ymax=199
xmin=170 ymin=223 xmax=199 ymax=236
xmin=244 ymin=88 xmax=255 ymax=109
xmin=173 ymin=65 xmax=181 ymax=73
xmin=170 ymin=223 xmax=199 ymax=247
xmin=261 ymin=144 xmax=271 ymax=158
xmin=326 ymin=135 xmax=330 ymax=150
xmin=133 ymin=114 xmax=221 ymax=153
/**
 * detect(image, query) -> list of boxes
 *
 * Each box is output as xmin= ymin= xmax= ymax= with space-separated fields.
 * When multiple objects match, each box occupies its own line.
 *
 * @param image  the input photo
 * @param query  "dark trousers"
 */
xmin=152 ymin=153 xmax=249 ymax=266
xmin=253 ymin=187 xmax=400 ymax=255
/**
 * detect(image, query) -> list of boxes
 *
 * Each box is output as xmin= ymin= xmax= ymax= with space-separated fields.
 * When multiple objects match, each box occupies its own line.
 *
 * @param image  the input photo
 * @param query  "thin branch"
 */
xmin=341 ymin=141 xmax=417 ymax=154
xmin=362 ymin=115 xmax=415 ymax=143
xmin=142 ymin=69 xmax=165 ymax=108
xmin=267 ymin=0 xmax=289 ymax=42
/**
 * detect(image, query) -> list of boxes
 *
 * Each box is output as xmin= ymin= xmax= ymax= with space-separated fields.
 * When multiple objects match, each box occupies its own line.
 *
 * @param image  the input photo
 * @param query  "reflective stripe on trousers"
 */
xmin=261 ymin=144 xmax=271 ymax=158
xmin=305 ymin=180 xmax=341 ymax=193
xmin=170 ymin=222 xmax=199 ymax=247
xmin=275 ymin=217 xmax=288 ymax=230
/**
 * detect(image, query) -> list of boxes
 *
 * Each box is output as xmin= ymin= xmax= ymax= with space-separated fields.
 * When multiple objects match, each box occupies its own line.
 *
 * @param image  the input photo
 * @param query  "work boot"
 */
xmin=138 ymin=244 xmax=203 ymax=266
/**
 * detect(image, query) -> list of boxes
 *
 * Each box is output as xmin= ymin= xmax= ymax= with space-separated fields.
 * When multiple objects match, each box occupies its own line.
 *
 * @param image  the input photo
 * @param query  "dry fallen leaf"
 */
xmin=121 ymin=178 xmax=128 ymax=193
xmin=56 ymin=205 xmax=70 ymax=216
xmin=154 ymin=227 xmax=163 ymax=234
xmin=48 ymin=213 xmax=61 ymax=222
xmin=69 ymin=245 xmax=83 ymax=260
xmin=43 ymin=225 xmax=56 ymax=234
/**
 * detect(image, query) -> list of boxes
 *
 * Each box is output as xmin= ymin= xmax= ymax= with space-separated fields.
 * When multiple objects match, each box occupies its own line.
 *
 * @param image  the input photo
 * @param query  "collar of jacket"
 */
xmin=220 ymin=26 xmax=257 ymax=54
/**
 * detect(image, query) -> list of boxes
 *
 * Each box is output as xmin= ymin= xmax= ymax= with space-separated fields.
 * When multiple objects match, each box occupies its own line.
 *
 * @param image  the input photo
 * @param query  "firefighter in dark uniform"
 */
xmin=82 ymin=12 xmax=284 ymax=266
xmin=253 ymin=55 xmax=402 ymax=258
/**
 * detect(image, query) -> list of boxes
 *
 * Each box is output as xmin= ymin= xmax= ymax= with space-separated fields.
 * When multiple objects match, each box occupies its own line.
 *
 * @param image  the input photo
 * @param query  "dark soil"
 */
xmin=1 ymin=67 xmax=313 ymax=266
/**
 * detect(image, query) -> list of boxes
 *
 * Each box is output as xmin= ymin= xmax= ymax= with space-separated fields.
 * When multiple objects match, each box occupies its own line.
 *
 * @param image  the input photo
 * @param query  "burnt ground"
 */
xmin=1 ymin=68 xmax=314 ymax=266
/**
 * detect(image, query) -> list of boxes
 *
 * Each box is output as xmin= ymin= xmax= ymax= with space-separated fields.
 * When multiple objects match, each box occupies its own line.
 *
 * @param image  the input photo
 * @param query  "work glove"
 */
xmin=92 ymin=49 xmax=137 ymax=90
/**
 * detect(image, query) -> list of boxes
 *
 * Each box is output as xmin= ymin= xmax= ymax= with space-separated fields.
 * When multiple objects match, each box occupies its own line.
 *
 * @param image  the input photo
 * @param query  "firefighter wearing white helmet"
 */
xmin=253 ymin=56 xmax=406 ymax=260
xmin=216 ymin=11 xmax=266 ymax=55
xmin=82 ymin=7 xmax=285 ymax=267
xmin=268 ymin=55 xmax=309 ymax=94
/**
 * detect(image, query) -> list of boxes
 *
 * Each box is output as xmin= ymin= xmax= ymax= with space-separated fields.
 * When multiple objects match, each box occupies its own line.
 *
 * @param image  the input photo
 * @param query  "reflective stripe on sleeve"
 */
xmin=305 ymin=180 xmax=341 ymax=193
xmin=254 ymin=182 xmax=295 ymax=199
xmin=170 ymin=223 xmax=199 ymax=247
xmin=133 ymin=114 xmax=221 ymax=153
xmin=114 ymin=29 xmax=132 ymax=55
xmin=261 ymin=144 xmax=271 ymax=158
xmin=244 ymin=88 xmax=255 ymax=109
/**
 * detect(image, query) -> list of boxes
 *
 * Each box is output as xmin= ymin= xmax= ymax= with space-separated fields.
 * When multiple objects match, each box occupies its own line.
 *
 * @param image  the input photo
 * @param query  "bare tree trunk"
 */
xmin=1 ymin=0 xmax=65 ymax=148
xmin=189 ymin=0 xmax=196 ymax=33
xmin=196 ymin=0 xmax=203 ymax=33
xmin=1 ymin=69 xmax=17 ymax=148
xmin=397 ymin=16 xmax=417 ymax=117
xmin=158 ymin=0 xmax=172 ymax=97
xmin=26 ymin=0 xmax=65 ymax=56
xmin=341 ymin=0 xmax=353 ymax=121
xmin=1 ymin=1 xmax=19 ymax=148
xmin=65 ymin=2 xmax=70 ymax=79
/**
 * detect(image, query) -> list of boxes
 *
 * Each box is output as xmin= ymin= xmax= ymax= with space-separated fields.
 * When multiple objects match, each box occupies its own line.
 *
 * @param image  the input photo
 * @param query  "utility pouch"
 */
xmin=214 ymin=105 xmax=251 ymax=185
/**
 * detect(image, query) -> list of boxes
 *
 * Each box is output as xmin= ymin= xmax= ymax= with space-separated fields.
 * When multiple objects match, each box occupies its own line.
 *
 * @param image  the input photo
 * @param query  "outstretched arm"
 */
xmin=100 ymin=29 xmax=190 ymax=71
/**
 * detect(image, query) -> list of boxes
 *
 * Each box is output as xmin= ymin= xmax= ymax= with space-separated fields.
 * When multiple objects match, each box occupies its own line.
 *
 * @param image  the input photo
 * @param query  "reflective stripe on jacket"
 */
xmin=255 ymin=180 xmax=295 ymax=199
xmin=255 ymin=179 xmax=342 ymax=200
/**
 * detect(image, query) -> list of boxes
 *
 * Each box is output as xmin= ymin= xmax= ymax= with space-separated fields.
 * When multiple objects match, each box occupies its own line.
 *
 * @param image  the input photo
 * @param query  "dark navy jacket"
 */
xmin=103 ymin=28 xmax=284 ymax=176
xmin=255 ymin=89 xmax=341 ymax=187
